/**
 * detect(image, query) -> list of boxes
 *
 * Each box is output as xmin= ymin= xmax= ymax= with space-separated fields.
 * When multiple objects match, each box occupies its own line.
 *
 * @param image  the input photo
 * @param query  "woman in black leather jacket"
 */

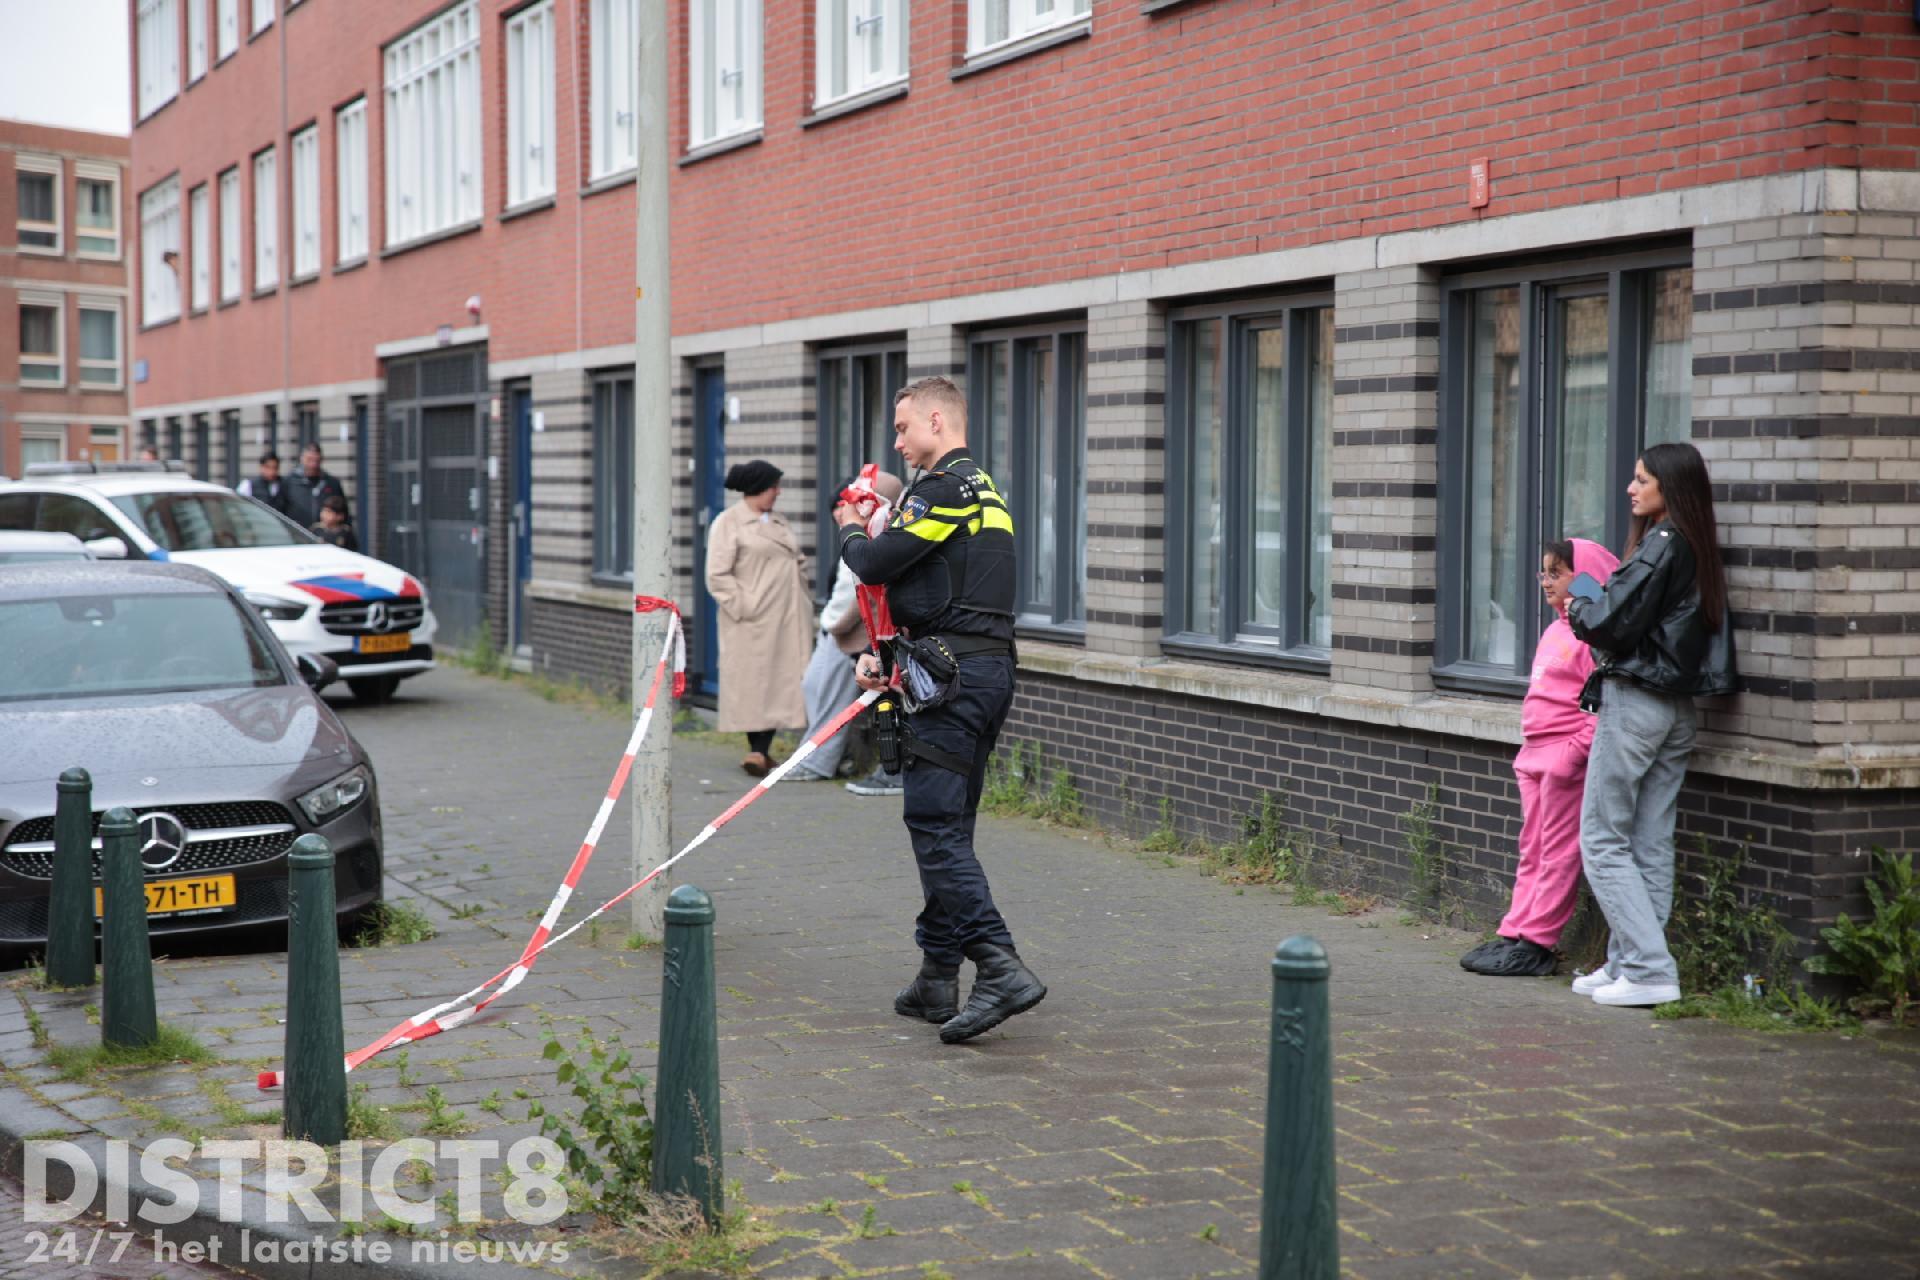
xmin=1564 ymin=442 xmax=1736 ymax=1008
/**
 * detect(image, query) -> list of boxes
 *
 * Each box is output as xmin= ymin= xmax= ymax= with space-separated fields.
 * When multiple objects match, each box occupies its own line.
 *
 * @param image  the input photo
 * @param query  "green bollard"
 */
xmin=652 ymin=884 xmax=722 ymax=1223
xmin=1258 ymin=935 xmax=1338 ymax=1280
xmin=45 ymin=769 xmax=96 ymax=988
xmin=282 ymin=835 xmax=348 ymax=1145
xmin=99 ymin=807 xmax=157 ymax=1048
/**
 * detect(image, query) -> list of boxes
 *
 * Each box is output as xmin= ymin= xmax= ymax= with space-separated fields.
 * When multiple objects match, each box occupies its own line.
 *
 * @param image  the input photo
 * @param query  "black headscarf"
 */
xmin=725 ymin=460 xmax=782 ymax=497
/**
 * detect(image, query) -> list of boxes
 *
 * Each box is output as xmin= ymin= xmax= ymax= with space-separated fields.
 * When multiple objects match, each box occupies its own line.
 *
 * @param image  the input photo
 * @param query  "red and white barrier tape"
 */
xmin=258 ymin=618 xmax=880 ymax=1090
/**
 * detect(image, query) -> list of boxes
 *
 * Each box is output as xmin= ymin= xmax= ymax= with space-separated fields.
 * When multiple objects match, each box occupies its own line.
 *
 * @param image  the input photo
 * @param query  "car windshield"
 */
xmin=110 ymin=491 xmax=316 ymax=552
xmin=0 ymin=590 xmax=284 ymax=701
xmin=0 ymin=550 xmax=88 ymax=564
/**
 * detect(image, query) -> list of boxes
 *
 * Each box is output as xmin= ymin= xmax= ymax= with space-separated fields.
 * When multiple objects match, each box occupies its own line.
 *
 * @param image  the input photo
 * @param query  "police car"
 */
xmin=0 ymin=463 xmax=437 ymax=703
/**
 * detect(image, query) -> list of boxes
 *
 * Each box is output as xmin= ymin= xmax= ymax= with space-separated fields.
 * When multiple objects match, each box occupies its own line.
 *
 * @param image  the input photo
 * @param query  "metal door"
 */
xmin=422 ymin=403 xmax=486 ymax=648
xmin=509 ymin=384 xmax=534 ymax=650
xmin=690 ymin=365 xmax=727 ymax=698
xmin=385 ymin=405 xmax=424 ymax=579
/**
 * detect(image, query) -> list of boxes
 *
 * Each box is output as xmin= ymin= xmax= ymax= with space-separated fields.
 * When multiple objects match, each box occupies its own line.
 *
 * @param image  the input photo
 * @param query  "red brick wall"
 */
xmin=129 ymin=0 xmax=1920 ymax=411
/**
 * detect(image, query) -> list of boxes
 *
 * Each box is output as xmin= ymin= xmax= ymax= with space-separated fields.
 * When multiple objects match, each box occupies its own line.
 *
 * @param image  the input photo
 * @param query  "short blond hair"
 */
xmin=895 ymin=376 xmax=968 ymax=432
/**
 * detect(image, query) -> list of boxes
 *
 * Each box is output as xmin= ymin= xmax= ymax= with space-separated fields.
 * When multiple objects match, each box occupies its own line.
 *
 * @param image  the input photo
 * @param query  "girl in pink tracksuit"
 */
xmin=1460 ymin=536 xmax=1620 ymax=977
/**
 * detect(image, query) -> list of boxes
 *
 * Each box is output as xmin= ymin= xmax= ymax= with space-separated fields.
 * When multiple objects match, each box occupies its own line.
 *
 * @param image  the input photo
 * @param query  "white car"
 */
xmin=0 ymin=465 xmax=437 ymax=702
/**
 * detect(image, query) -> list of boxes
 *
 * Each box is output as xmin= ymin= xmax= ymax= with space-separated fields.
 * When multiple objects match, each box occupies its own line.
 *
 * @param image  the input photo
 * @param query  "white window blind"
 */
xmin=78 ymin=301 xmax=123 ymax=388
xmin=218 ymin=167 xmax=241 ymax=301
xmin=137 ymin=0 xmax=182 ymax=119
xmin=190 ymin=183 xmax=211 ymax=309
xmin=815 ymin=0 xmax=906 ymax=108
xmin=188 ymin=0 xmax=208 ymax=79
xmin=507 ymin=1 xmax=557 ymax=206
xmin=384 ymin=1 xmax=481 ymax=246
xmin=252 ymin=147 xmax=277 ymax=289
xmin=251 ymin=0 xmax=273 ymax=34
xmin=291 ymin=126 xmax=319 ymax=277
xmin=335 ymin=98 xmax=368 ymax=262
xmin=689 ymin=0 xmax=762 ymax=148
xmin=968 ymin=0 xmax=1090 ymax=55
xmin=140 ymin=177 xmax=183 ymax=325
xmin=589 ymin=0 xmax=637 ymax=178
xmin=217 ymin=0 xmax=238 ymax=59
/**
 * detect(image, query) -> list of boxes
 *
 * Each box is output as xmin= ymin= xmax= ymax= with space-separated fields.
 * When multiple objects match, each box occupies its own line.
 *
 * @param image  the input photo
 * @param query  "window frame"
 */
xmin=591 ymin=369 xmax=636 ymax=582
xmin=74 ymin=162 xmax=121 ymax=260
xmin=814 ymin=0 xmax=908 ymax=111
xmin=967 ymin=0 xmax=1091 ymax=58
xmin=15 ymin=155 xmax=61 ymax=256
xmin=252 ymin=145 xmax=278 ymax=291
xmin=967 ymin=319 xmax=1089 ymax=637
xmin=77 ymin=298 xmax=124 ymax=391
xmin=251 ymin=0 xmax=273 ymax=35
xmin=139 ymin=175 xmax=183 ymax=327
xmin=334 ymin=98 xmax=369 ymax=263
xmin=1163 ymin=291 xmax=1336 ymax=671
xmin=19 ymin=427 xmax=67 ymax=469
xmin=137 ymin=0 xmax=182 ymax=120
xmin=188 ymin=0 xmax=209 ymax=80
xmin=1434 ymin=244 xmax=1695 ymax=695
xmin=506 ymin=0 xmax=557 ymax=208
xmin=17 ymin=292 xmax=64 ymax=389
xmin=687 ymin=0 xmax=763 ymax=150
xmin=290 ymin=124 xmax=320 ymax=279
xmin=218 ymin=166 xmax=242 ymax=302
xmin=216 ymin=0 xmax=239 ymax=60
xmin=589 ymin=0 xmax=638 ymax=179
xmin=814 ymin=340 xmax=908 ymax=599
xmin=383 ymin=0 xmax=483 ymax=248
xmin=189 ymin=182 xmax=211 ymax=310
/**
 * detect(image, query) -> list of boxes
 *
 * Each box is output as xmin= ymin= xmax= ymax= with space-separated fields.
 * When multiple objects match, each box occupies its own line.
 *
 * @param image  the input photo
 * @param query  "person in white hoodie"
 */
xmin=790 ymin=468 xmax=906 ymax=782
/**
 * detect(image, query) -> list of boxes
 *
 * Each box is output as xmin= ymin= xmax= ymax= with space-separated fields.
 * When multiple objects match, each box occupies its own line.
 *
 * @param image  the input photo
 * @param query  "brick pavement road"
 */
xmin=7 ymin=666 xmax=1920 ymax=1279
xmin=0 ymin=1178 xmax=236 ymax=1279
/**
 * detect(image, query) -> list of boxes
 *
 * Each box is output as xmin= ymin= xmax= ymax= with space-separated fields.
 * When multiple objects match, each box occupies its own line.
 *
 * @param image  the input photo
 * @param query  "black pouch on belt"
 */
xmin=896 ymin=636 xmax=961 ymax=713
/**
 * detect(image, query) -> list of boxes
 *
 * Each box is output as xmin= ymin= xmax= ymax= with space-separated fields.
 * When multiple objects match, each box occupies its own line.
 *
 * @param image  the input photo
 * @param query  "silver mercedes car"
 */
xmin=0 ymin=560 xmax=383 ymax=965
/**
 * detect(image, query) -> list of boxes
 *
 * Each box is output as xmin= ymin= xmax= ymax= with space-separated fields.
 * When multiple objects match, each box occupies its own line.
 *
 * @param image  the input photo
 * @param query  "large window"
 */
xmin=969 ymin=323 xmax=1087 ymax=631
xmin=688 ymin=0 xmax=762 ymax=149
xmin=1166 ymin=298 xmax=1334 ymax=663
xmin=18 ymin=294 xmax=62 ymax=386
xmin=78 ymin=300 xmax=123 ymax=388
xmin=140 ymin=176 xmax=182 ymax=325
xmin=188 ymin=0 xmax=208 ymax=80
xmin=589 ymin=0 xmax=637 ymax=178
xmin=217 ymin=0 xmax=238 ymax=59
xmin=815 ymin=0 xmax=906 ymax=108
xmin=384 ymin=1 xmax=482 ymax=247
xmin=335 ymin=99 xmax=368 ymax=262
xmin=1439 ymin=252 xmax=1694 ymax=687
xmin=137 ymin=0 xmax=181 ymax=119
xmin=15 ymin=156 xmax=59 ymax=253
xmin=251 ymin=0 xmax=273 ymax=35
xmin=506 ymin=1 xmax=556 ymax=207
xmin=290 ymin=125 xmax=319 ymax=278
xmin=189 ymin=183 xmax=211 ymax=309
xmin=75 ymin=165 xmax=120 ymax=258
xmin=816 ymin=342 xmax=907 ymax=592
xmin=252 ymin=146 xmax=278 ymax=289
xmin=968 ymin=0 xmax=1089 ymax=56
xmin=218 ymin=166 xmax=242 ymax=302
xmin=592 ymin=372 xmax=635 ymax=579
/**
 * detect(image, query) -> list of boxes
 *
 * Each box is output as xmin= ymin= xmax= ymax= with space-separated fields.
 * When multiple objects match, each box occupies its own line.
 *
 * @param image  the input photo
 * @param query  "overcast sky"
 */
xmin=0 ymin=0 xmax=131 ymax=135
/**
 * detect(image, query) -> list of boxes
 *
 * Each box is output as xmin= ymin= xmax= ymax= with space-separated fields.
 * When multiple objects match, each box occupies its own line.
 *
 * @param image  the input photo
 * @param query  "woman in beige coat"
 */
xmin=704 ymin=460 xmax=814 ymax=775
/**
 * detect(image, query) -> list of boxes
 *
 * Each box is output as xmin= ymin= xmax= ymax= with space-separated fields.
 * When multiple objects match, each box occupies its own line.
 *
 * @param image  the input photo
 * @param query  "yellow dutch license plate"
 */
xmin=93 ymin=874 xmax=237 ymax=918
xmin=358 ymin=631 xmax=413 ymax=655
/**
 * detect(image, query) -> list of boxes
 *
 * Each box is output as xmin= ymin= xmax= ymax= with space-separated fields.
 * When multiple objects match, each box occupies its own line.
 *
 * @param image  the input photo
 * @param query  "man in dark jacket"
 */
xmin=237 ymin=453 xmax=291 ymax=516
xmin=288 ymin=443 xmax=349 ymax=529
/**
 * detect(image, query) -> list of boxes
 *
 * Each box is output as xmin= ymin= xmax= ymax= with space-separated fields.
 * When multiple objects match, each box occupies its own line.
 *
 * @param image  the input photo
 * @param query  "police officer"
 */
xmin=835 ymin=375 xmax=1047 ymax=1044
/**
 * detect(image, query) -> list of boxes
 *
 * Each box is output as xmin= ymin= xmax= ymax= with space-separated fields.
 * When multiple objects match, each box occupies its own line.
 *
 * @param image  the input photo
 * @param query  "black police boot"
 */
xmin=894 ymin=958 xmax=960 ymax=1024
xmin=940 ymin=943 xmax=1047 ymax=1044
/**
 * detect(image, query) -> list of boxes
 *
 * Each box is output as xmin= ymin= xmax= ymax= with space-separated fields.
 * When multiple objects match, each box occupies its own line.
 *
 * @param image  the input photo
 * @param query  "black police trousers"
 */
xmin=901 ymin=653 xmax=1017 ymax=967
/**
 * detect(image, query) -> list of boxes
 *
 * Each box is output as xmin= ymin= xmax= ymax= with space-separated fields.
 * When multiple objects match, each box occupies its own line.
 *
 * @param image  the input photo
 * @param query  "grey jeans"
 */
xmin=1579 ymin=677 xmax=1697 ymax=986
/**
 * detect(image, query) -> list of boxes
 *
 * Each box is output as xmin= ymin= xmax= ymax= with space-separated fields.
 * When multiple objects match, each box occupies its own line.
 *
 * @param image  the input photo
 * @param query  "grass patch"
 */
xmin=1656 ymin=983 xmax=1857 ymax=1032
xmin=351 ymin=901 xmax=437 ymax=948
xmin=981 ymin=741 xmax=1088 ymax=827
xmin=45 ymin=1024 xmax=215 ymax=1081
xmin=346 ymin=1082 xmax=400 ymax=1141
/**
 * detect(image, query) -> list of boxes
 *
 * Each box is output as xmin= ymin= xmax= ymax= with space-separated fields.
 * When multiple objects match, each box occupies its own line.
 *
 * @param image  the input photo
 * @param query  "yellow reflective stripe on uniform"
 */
xmin=979 ymin=505 xmax=1013 ymax=534
xmin=930 ymin=503 xmax=981 ymax=519
xmin=902 ymin=515 xmax=961 ymax=543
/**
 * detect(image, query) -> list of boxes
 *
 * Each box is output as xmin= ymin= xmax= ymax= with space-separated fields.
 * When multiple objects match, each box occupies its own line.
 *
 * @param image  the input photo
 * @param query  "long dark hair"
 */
xmin=1627 ymin=441 xmax=1726 ymax=629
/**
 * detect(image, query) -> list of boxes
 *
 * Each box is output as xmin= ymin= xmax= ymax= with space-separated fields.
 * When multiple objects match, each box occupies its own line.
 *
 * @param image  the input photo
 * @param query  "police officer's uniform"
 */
xmin=841 ymin=447 xmax=1046 ymax=1042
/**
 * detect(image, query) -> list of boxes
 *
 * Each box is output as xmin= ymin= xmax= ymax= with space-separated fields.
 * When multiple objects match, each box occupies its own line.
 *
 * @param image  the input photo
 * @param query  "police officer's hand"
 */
xmin=833 ymin=501 xmax=863 ymax=529
xmin=854 ymin=653 xmax=887 ymax=692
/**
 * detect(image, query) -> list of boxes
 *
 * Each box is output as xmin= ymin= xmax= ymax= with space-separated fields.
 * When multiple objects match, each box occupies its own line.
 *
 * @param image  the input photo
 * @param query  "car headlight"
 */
xmin=246 ymin=591 xmax=309 ymax=621
xmin=298 ymin=766 xmax=371 ymax=824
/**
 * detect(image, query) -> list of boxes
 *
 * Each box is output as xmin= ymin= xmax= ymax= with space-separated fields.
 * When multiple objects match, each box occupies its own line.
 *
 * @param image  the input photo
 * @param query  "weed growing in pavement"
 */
xmin=854 ymin=1203 xmax=894 ymax=1238
xmin=625 ymin=932 xmax=660 ymax=950
xmin=1656 ymin=983 xmax=1857 ymax=1032
xmin=526 ymin=1021 xmax=656 ymax=1219
xmin=1668 ymin=837 xmax=1795 ymax=994
xmin=46 ymin=1024 xmax=215 ymax=1081
xmin=456 ymin=620 xmax=505 ymax=677
xmin=450 ymin=902 xmax=485 ymax=920
xmin=394 ymin=1049 xmax=417 ymax=1088
xmin=1803 ymin=846 xmax=1920 ymax=1023
xmin=1399 ymin=783 xmax=1448 ymax=908
xmin=351 ymin=901 xmax=437 ymax=947
xmin=980 ymin=741 xmax=1088 ymax=826
xmin=347 ymin=1083 xmax=400 ymax=1140
xmin=419 ymin=1084 xmax=471 ymax=1135
xmin=1143 ymin=797 xmax=1182 ymax=853
xmin=22 ymin=1002 xmax=49 ymax=1049
xmin=479 ymin=1089 xmax=505 ymax=1115
xmin=628 ymin=1181 xmax=775 ymax=1278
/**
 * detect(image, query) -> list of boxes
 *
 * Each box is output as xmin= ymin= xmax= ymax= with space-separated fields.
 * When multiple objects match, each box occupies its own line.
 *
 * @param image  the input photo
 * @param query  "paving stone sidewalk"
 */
xmin=5 ymin=666 xmax=1920 ymax=1279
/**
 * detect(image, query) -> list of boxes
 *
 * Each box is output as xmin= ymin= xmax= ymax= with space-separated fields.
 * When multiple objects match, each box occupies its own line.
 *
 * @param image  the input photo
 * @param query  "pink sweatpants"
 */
xmin=1498 ymin=737 xmax=1590 ymax=948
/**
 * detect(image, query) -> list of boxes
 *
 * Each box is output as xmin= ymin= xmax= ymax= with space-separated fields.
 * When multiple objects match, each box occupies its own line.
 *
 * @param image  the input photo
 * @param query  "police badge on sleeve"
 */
xmin=898 ymin=496 xmax=930 ymax=526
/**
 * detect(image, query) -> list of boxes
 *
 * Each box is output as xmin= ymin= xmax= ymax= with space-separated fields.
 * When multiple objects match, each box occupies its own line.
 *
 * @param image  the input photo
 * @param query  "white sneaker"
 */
xmin=1570 ymin=967 xmax=1616 ymax=996
xmin=1591 ymin=976 xmax=1681 ymax=1007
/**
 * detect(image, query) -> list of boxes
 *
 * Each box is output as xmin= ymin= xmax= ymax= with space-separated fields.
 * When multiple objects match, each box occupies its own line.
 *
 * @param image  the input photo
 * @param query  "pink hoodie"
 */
xmin=1523 ymin=537 xmax=1620 ymax=747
